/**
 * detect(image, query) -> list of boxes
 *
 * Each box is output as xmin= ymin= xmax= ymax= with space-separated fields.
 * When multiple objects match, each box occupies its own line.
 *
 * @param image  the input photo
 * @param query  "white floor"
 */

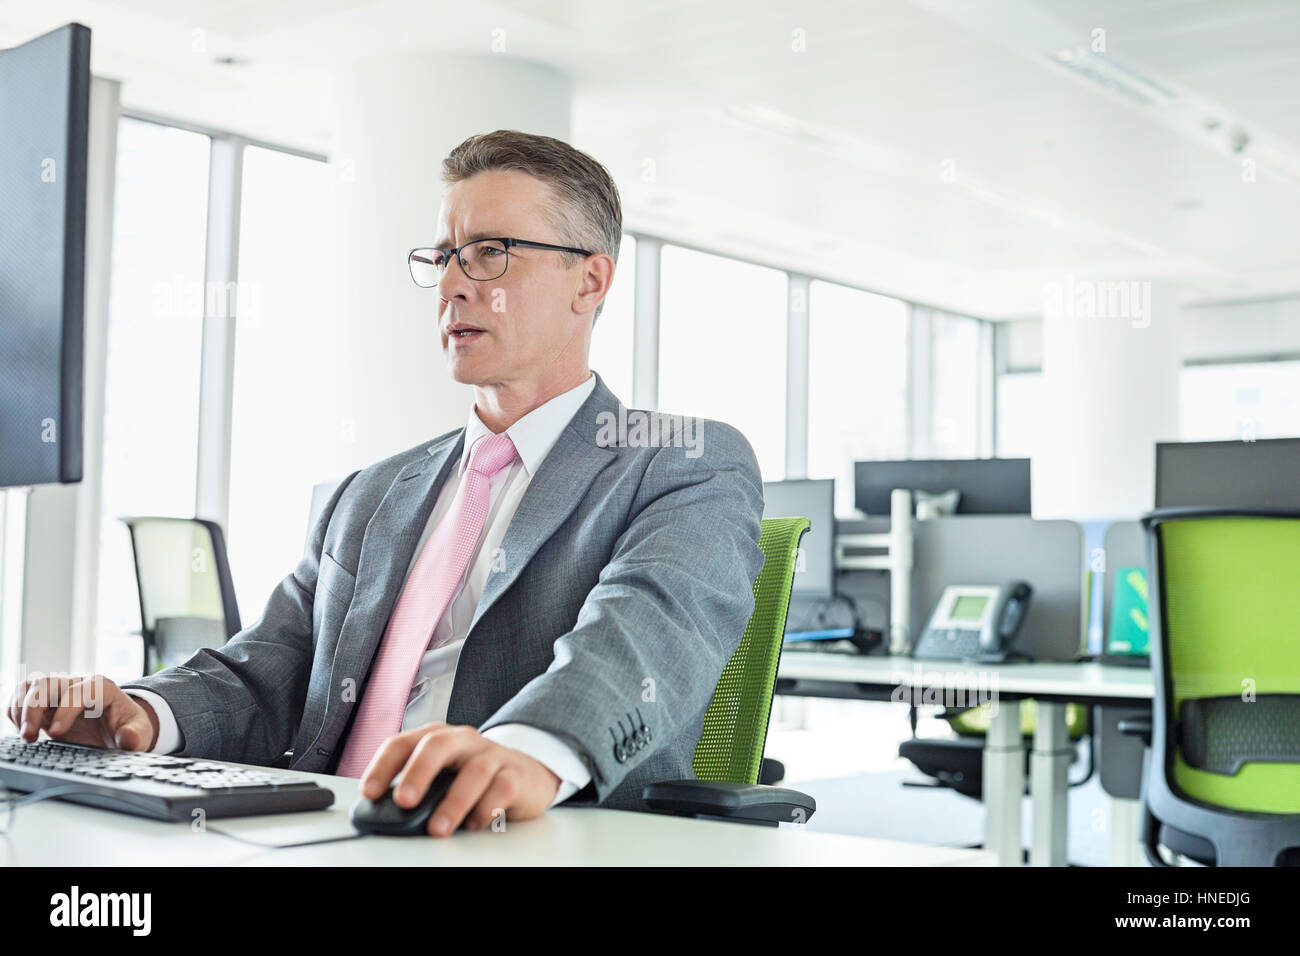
xmin=765 ymin=697 xmax=1117 ymax=866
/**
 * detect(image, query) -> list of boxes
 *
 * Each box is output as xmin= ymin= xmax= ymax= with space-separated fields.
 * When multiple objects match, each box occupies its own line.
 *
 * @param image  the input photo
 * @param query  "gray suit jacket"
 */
xmin=121 ymin=371 xmax=766 ymax=811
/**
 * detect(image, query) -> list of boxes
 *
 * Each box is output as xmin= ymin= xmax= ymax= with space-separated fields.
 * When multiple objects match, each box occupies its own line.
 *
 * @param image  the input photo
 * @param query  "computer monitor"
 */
xmin=853 ymin=458 xmax=1031 ymax=517
xmin=0 ymin=23 xmax=90 ymax=487
xmin=762 ymin=478 xmax=834 ymax=599
xmin=1156 ymin=438 xmax=1300 ymax=509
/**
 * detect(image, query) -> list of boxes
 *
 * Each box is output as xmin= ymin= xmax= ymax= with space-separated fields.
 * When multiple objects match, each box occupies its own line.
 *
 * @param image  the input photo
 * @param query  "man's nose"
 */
xmin=437 ymin=254 xmax=476 ymax=301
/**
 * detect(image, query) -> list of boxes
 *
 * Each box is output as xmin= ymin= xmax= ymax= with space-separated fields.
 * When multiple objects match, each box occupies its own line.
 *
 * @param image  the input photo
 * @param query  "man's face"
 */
xmin=433 ymin=169 xmax=589 ymax=387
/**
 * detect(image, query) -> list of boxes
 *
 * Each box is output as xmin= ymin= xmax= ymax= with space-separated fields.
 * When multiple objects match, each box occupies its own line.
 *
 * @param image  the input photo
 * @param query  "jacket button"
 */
xmin=613 ymin=744 xmax=627 ymax=763
xmin=317 ymin=748 xmax=330 ymax=756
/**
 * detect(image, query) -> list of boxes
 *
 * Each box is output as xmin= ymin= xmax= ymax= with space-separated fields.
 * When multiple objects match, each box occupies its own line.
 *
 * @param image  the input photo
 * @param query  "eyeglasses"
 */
xmin=408 ymin=237 xmax=595 ymax=287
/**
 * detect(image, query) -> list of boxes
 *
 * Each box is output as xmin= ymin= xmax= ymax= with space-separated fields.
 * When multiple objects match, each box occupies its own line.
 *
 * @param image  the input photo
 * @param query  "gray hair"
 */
xmin=441 ymin=129 xmax=622 ymax=323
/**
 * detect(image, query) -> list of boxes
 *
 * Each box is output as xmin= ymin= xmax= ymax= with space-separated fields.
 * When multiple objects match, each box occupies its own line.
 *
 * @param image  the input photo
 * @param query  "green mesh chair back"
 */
xmin=1153 ymin=512 xmax=1300 ymax=814
xmin=691 ymin=516 xmax=810 ymax=785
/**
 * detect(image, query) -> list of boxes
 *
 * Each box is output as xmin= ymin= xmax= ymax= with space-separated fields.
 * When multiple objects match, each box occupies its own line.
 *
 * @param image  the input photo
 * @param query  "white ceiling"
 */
xmin=4 ymin=0 xmax=1300 ymax=316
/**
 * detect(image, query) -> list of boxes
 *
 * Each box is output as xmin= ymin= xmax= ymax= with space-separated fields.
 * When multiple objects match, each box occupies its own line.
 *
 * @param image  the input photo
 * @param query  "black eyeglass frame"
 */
xmin=407 ymin=237 xmax=596 ymax=287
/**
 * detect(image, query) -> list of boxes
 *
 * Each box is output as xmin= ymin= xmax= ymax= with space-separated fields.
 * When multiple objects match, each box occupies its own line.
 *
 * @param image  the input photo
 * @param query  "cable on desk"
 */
xmin=0 ymin=784 xmax=119 ymax=833
xmin=1 ymin=783 xmax=95 ymax=809
xmin=205 ymin=824 xmax=367 ymax=848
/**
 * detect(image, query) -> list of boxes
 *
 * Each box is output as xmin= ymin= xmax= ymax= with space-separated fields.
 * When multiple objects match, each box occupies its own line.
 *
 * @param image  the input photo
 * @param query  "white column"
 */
xmin=194 ymin=137 xmax=243 ymax=528
xmin=785 ymin=274 xmax=811 ymax=479
xmin=907 ymin=306 xmax=934 ymax=459
xmin=1034 ymin=278 xmax=1183 ymax=519
xmin=17 ymin=76 xmax=121 ymax=677
xmin=330 ymin=54 xmax=572 ymax=469
xmin=71 ymin=76 xmax=121 ymax=672
xmin=632 ymin=238 xmax=661 ymax=410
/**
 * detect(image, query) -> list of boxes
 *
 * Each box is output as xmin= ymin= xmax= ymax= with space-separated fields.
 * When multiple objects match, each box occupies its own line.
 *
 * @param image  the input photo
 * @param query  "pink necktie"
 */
xmin=335 ymin=431 xmax=518 ymax=777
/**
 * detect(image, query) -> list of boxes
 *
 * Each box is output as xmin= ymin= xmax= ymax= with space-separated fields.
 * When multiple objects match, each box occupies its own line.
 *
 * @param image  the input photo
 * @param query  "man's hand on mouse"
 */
xmin=5 ymin=673 xmax=159 ymax=751
xmin=358 ymin=723 xmax=561 ymax=837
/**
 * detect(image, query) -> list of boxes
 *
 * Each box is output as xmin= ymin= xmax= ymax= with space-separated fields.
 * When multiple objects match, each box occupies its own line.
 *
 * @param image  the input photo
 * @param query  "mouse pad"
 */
xmin=206 ymin=806 xmax=362 ymax=848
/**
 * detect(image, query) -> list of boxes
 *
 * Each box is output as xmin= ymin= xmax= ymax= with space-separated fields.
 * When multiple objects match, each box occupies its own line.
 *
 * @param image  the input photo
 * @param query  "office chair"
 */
xmin=641 ymin=516 xmax=818 ymax=825
xmin=120 ymin=516 xmax=242 ymax=677
xmin=899 ymin=700 xmax=1093 ymax=801
xmin=1122 ymin=508 xmax=1300 ymax=867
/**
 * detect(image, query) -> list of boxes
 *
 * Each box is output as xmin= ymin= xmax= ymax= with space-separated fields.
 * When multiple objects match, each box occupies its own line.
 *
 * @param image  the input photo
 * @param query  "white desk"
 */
xmin=0 ymin=765 xmax=995 ymax=866
xmin=776 ymin=652 xmax=1155 ymax=867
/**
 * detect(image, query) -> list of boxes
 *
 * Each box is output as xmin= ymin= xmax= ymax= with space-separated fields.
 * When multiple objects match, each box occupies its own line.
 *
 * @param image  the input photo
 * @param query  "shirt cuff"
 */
xmin=122 ymin=688 xmax=182 ymax=754
xmin=481 ymin=723 xmax=592 ymax=808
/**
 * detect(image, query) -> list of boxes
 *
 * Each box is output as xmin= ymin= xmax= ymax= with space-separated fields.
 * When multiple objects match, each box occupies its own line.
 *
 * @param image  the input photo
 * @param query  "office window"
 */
xmin=931 ymin=312 xmax=982 ymax=458
xmin=996 ymin=371 xmax=1043 ymax=459
xmin=1179 ymin=360 xmax=1300 ymax=441
xmin=657 ymin=246 xmax=786 ymax=479
xmin=587 ymin=234 xmax=636 ymax=405
xmin=806 ymin=281 xmax=909 ymax=515
xmin=226 ymin=146 xmax=341 ymax=622
xmin=95 ymin=119 xmax=210 ymax=673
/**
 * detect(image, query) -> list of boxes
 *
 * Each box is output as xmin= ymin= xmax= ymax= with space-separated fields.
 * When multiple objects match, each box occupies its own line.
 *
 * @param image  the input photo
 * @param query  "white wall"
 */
xmin=1002 ymin=294 xmax=1300 ymax=519
xmin=329 ymin=53 xmax=572 ymax=471
xmin=1006 ymin=295 xmax=1300 ymax=370
xmin=1179 ymin=297 xmax=1300 ymax=362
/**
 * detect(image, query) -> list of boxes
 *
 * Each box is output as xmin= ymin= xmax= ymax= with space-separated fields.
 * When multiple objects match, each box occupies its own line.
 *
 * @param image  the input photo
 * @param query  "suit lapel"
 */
xmin=313 ymin=372 xmax=622 ymax=756
xmin=468 ymin=409 xmax=617 ymax=634
xmin=320 ymin=430 xmax=463 ymax=738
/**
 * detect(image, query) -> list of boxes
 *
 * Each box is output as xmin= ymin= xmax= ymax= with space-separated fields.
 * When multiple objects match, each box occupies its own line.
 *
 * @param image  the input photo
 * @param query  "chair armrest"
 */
xmin=1117 ymin=715 xmax=1152 ymax=746
xmin=641 ymin=779 xmax=816 ymax=825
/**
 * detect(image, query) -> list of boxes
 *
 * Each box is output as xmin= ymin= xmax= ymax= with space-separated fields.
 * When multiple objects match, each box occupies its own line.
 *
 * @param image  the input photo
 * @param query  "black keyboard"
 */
xmin=0 ymin=736 xmax=334 ymax=822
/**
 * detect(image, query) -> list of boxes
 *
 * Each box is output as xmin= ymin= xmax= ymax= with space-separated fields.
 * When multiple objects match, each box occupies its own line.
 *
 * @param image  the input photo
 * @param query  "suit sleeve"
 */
xmin=477 ymin=420 xmax=766 ymax=805
xmin=118 ymin=470 xmax=362 ymax=765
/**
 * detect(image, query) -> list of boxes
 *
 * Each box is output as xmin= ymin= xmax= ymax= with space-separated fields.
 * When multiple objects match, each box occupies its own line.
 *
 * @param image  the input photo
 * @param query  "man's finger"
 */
xmin=465 ymin=766 xmax=521 ymax=831
xmin=47 ymin=676 xmax=100 ymax=737
xmin=395 ymin=726 xmax=486 ymax=809
xmin=387 ymin=727 xmax=468 ymax=806
xmin=6 ymin=678 xmax=34 ymax=730
xmin=21 ymin=676 xmax=72 ymax=741
xmin=425 ymin=752 xmax=500 ymax=837
xmin=358 ymin=727 xmax=429 ymax=799
xmin=104 ymin=692 xmax=151 ymax=750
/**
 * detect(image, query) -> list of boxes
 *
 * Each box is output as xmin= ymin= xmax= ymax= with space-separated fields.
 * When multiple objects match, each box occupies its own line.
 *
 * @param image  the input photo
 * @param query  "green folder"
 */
xmin=1107 ymin=565 xmax=1150 ymax=656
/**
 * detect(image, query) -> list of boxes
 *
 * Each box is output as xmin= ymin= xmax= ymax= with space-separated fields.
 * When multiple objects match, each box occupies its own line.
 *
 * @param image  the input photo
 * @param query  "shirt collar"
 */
xmin=459 ymin=372 xmax=597 ymax=478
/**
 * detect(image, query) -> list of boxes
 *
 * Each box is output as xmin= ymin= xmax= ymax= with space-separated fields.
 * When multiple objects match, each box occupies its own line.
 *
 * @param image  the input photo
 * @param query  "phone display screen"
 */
xmin=950 ymin=594 xmax=990 ymax=621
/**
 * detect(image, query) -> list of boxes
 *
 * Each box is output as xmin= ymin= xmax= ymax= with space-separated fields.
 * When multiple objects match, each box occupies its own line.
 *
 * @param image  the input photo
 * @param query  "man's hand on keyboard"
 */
xmin=5 ymin=674 xmax=158 ymax=751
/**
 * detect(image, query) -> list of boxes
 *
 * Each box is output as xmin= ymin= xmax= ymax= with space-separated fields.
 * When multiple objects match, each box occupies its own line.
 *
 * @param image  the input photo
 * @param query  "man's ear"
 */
xmin=573 ymin=252 xmax=615 ymax=315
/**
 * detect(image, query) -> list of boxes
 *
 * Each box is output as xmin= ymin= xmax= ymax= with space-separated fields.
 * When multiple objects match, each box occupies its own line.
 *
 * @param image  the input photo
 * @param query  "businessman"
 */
xmin=7 ymin=129 xmax=766 ymax=836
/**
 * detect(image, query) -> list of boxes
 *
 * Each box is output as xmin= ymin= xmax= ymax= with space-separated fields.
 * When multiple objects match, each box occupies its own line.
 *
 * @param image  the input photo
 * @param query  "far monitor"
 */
xmin=853 ymin=458 xmax=1031 ymax=517
xmin=762 ymin=478 xmax=835 ymax=599
xmin=1156 ymin=438 xmax=1300 ymax=509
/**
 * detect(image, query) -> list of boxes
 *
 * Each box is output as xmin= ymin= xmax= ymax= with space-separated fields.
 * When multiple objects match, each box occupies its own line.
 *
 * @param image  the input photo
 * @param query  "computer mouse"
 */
xmin=349 ymin=768 xmax=461 ymax=836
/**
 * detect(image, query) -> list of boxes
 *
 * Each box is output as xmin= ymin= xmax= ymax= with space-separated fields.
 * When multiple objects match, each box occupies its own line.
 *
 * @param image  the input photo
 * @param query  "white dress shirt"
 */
xmin=126 ymin=371 xmax=598 ymax=808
